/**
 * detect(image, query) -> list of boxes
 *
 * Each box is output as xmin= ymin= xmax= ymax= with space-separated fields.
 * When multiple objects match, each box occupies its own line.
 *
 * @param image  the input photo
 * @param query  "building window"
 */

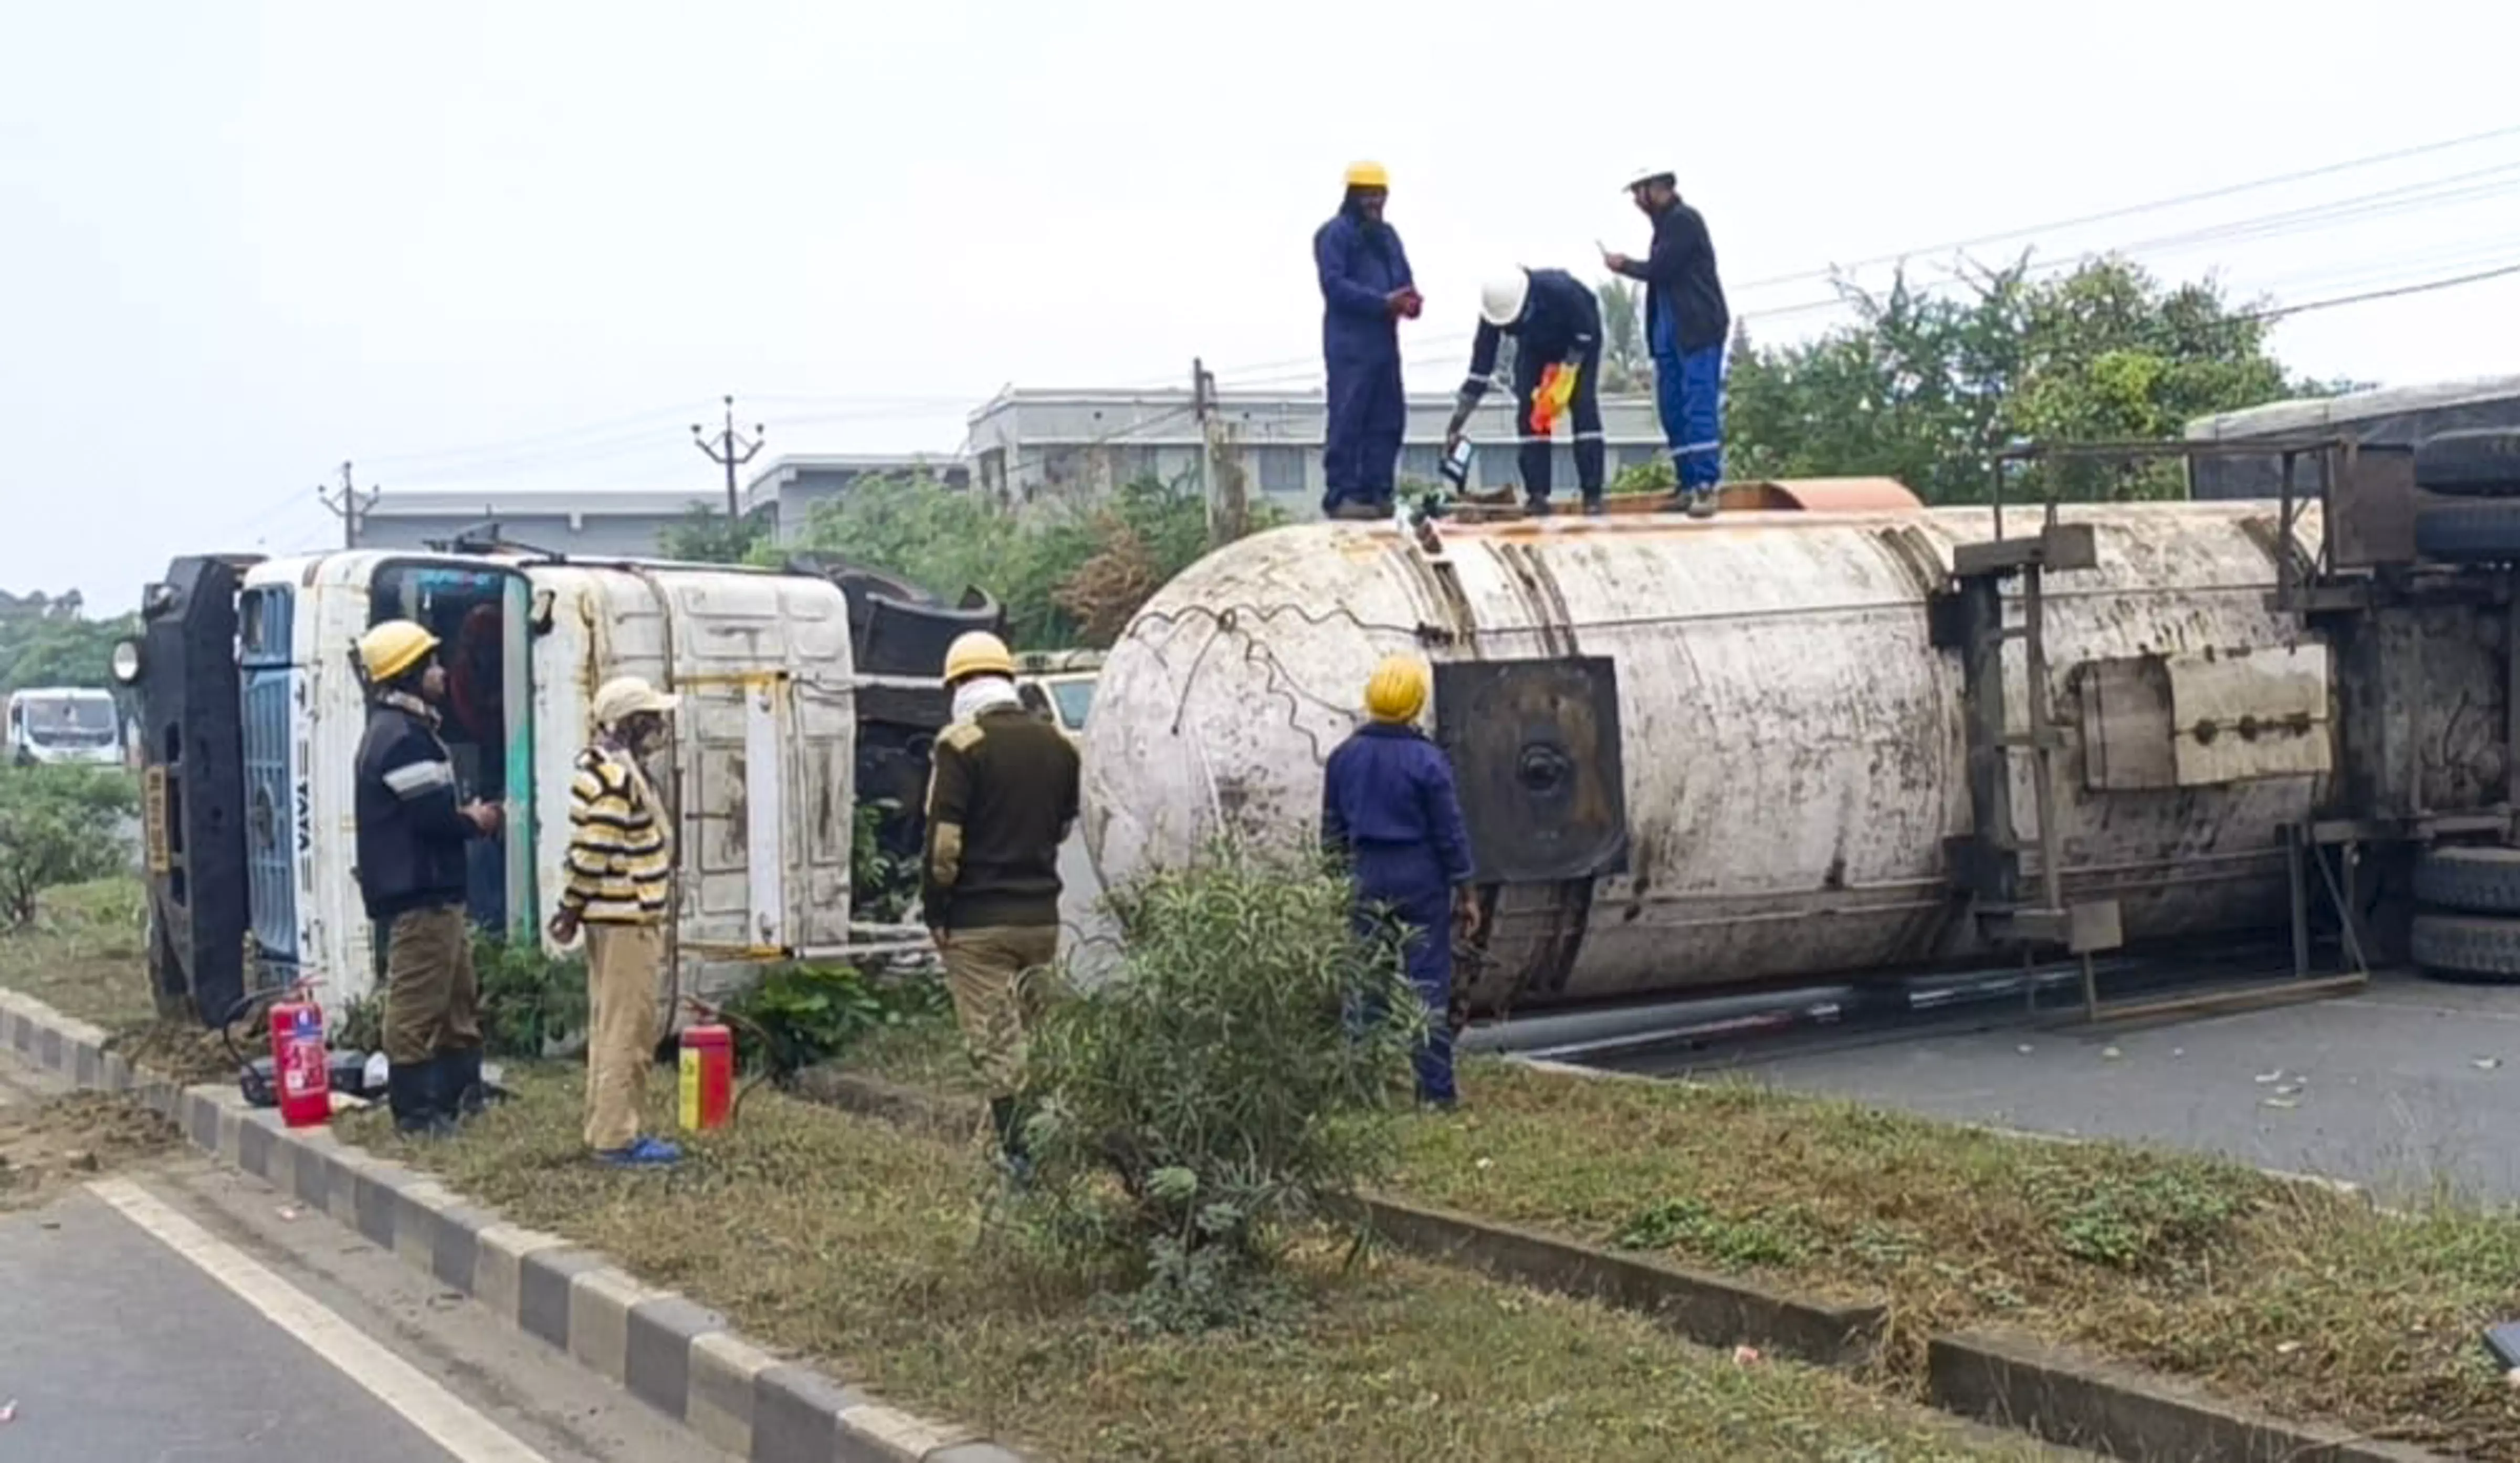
xmin=1256 ymin=446 xmax=1308 ymax=496
xmin=1044 ymin=447 xmax=1082 ymax=489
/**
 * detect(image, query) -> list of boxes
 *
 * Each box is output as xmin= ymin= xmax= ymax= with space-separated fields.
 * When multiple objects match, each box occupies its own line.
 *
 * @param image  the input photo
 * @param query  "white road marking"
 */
xmin=87 ymin=1177 xmax=549 ymax=1463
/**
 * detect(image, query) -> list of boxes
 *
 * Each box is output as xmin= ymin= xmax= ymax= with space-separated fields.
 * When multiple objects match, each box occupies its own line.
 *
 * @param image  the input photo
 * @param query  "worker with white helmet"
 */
xmin=350 ymin=619 xmax=503 ymax=1137
xmin=547 ymin=674 xmax=684 ymax=1167
xmin=1602 ymin=165 xmax=1731 ymax=517
xmin=1443 ymin=266 xmax=1609 ymax=516
xmin=923 ymin=630 xmax=1082 ymax=1179
xmin=1314 ymin=161 xmax=1422 ymax=521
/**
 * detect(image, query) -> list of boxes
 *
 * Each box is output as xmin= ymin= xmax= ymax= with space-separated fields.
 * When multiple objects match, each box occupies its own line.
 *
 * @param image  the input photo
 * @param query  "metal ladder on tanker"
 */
xmin=1933 ymin=498 xmax=2365 ymax=1025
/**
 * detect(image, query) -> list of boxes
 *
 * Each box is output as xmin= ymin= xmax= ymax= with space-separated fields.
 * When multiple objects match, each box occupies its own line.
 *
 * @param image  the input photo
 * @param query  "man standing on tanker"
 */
xmin=924 ymin=630 xmax=1082 ymax=1178
xmin=1603 ymin=165 xmax=1730 ymax=517
xmin=1314 ymin=161 xmax=1422 ymax=521
xmin=1444 ymin=266 xmax=1608 ymax=517
xmin=1320 ymin=653 xmax=1480 ymax=1110
xmin=351 ymin=620 xmax=502 ymax=1137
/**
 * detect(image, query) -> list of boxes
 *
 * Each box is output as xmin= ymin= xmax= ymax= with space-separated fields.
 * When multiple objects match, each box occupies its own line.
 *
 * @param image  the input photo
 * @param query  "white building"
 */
xmin=964 ymin=386 xmax=1673 ymax=515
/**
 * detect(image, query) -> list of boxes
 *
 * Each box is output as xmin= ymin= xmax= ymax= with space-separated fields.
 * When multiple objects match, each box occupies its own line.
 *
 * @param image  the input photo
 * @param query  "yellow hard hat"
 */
xmin=358 ymin=619 xmax=440 ymax=683
xmin=1344 ymin=161 xmax=1390 ymax=191
xmin=1364 ymin=653 xmax=1431 ymax=724
xmin=942 ymin=630 xmax=1016 ymax=685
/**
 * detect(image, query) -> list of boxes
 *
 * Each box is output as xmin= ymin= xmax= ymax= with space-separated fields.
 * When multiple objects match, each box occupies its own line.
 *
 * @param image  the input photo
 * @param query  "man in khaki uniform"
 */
xmin=924 ymin=630 xmax=1081 ymax=1176
xmin=547 ymin=675 xmax=682 ymax=1167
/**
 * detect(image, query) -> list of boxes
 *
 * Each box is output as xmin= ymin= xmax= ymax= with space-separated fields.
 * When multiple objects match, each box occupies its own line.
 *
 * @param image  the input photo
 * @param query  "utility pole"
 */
xmin=1192 ymin=358 xmax=1245 ymax=549
xmin=691 ymin=394 xmax=765 ymax=521
xmin=318 ymin=461 xmax=380 ymax=549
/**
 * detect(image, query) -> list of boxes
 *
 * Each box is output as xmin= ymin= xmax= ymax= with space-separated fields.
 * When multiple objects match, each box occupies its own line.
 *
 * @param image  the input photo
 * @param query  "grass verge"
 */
xmin=344 ymin=1066 xmax=2064 ymax=1463
xmin=1389 ymin=1058 xmax=2520 ymax=1460
xmin=0 ymin=878 xmax=153 ymax=1031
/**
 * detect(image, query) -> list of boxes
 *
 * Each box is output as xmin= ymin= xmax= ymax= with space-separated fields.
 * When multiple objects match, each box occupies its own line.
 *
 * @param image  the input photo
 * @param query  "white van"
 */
xmin=6 ymin=686 xmax=124 ymax=767
xmin=127 ymin=547 xmax=858 ymax=1023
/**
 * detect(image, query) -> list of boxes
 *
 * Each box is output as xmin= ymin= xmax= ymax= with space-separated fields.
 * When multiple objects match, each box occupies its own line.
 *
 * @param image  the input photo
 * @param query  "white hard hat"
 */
xmin=1479 ymin=270 xmax=1532 ymax=327
xmin=1622 ymin=164 xmax=1676 ymax=192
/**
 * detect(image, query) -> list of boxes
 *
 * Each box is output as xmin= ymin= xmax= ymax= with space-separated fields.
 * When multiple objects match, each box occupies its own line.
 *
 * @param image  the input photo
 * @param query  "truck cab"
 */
xmin=121 ymin=547 xmax=858 ymax=1029
xmin=6 ymin=686 xmax=123 ymax=767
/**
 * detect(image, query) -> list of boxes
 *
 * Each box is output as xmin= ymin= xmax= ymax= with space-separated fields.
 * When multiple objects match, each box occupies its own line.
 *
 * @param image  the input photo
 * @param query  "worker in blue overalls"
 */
xmin=1320 ymin=653 xmax=1480 ymax=1108
xmin=1444 ymin=266 xmax=1608 ymax=516
xmin=1314 ymin=161 xmax=1421 ymax=521
xmin=1604 ymin=165 xmax=1730 ymax=517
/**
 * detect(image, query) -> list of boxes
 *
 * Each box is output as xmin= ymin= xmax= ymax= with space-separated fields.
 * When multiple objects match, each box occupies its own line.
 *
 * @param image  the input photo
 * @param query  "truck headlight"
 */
xmin=109 ymin=639 xmax=143 ymax=685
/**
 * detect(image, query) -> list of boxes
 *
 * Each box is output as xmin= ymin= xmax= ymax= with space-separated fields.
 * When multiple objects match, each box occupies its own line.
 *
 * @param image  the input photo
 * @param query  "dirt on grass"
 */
xmin=1388 ymin=1058 xmax=2520 ymax=1461
xmin=343 ymin=1065 xmax=2065 ymax=1463
xmin=0 ymin=1090 xmax=178 ymax=1210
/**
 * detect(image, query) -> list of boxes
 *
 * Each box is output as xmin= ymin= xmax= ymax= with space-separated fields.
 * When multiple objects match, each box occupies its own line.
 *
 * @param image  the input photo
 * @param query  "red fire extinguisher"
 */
xmin=679 ymin=1020 xmax=732 ymax=1133
xmin=269 ymin=984 xmax=332 ymax=1129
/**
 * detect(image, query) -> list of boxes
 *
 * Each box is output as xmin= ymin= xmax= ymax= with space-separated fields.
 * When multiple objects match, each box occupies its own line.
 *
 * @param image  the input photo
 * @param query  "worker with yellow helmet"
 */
xmin=1314 ymin=161 xmax=1421 ymax=521
xmin=922 ymin=629 xmax=1082 ymax=1178
xmin=350 ymin=619 xmax=504 ymax=1137
xmin=1319 ymin=652 xmax=1480 ymax=1109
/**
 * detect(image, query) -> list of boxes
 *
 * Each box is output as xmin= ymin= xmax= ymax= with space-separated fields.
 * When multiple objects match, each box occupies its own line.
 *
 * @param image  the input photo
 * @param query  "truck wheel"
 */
xmin=2413 ymin=503 xmax=2520 ymax=563
xmin=2415 ymin=427 xmax=2520 ymax=497
xmin=2409 ymin=912 xmax=2520 ymax=984
xmin=2411 ymin=844 xmax=2520 ymax=915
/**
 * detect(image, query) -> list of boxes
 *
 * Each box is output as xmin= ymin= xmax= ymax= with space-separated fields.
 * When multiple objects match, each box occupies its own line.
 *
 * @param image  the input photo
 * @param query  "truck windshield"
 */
xmin=1051 ymin=680 xmax=1094 ymax=729
xmin=22 ymin=698 xmax=117 ymax=744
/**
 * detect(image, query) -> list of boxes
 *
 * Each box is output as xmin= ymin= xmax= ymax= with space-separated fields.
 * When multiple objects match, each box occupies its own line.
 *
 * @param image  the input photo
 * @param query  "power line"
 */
xmin=690 ymin=395 xmax=766 ymax=520
xmin=1730 ymin=120 xmax=2520 ymax=292
xmin=316 ymin=461 xmax=381 ymax=549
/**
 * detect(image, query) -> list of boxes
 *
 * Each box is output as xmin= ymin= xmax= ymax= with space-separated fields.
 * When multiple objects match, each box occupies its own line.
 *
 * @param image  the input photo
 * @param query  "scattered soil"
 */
xmin=343 ymin=1067 xmax=2062 ymax=1462
xmin=0 ymin=1091 xmax=178 ymax=1210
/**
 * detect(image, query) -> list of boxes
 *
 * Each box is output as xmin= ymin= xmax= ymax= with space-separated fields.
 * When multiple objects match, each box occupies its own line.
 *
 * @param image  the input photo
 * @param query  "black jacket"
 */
xmin=1618 ymin=198 xmax=1729 ymax=354
xmin=1464 ymin=267 xmax=1602 ymax=385
xmin=354 ymin=695 xmax=482 ymax=922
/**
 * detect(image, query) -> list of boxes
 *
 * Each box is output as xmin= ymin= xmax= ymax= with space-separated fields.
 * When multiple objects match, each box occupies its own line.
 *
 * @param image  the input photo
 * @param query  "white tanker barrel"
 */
xmin=1079 ymin=500 xmax=2342 ymax=1016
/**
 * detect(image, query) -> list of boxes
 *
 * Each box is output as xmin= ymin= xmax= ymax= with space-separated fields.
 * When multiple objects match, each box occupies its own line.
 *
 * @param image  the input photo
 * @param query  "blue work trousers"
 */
xmin=1652 ymin=344 xmax=1726 ymax=490
xmin=1345 ymin=882 xmax=1458 ymax=1109
xmin=1322 ymin=355 xmax=1405 ymax=514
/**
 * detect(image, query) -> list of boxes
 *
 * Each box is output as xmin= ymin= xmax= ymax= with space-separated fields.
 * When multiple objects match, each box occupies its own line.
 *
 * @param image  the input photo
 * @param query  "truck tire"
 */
xmin=2413 ymin=502 xmax=2520 ymax=563
xmin=2414 ymin=427 xmax=2520 ymax=497
xmin=2409 ymin=912 xmax=2520 ymax=984
xmin=2411 ymin=844 xmax=2520 ymax=915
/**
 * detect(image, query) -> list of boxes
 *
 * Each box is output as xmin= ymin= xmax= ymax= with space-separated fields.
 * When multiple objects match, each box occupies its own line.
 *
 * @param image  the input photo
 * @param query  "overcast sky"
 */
xmin=6 ymin=1 xmax=2518 ymax=611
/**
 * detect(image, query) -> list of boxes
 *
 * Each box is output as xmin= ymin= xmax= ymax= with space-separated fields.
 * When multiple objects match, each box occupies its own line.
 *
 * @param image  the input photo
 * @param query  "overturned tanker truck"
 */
xmin=1082 ymin=454 xmax=2520 ymax=1020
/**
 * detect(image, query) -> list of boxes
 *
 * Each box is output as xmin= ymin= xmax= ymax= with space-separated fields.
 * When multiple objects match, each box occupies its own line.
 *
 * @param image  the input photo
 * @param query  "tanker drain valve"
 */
xmin=1517 ymin=744 xmax=1572 ymax=796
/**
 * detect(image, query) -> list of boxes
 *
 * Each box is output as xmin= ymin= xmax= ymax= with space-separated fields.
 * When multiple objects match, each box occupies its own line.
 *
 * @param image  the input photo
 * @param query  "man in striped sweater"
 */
xmin=547 ymin=675 xmax=683 ymax=1167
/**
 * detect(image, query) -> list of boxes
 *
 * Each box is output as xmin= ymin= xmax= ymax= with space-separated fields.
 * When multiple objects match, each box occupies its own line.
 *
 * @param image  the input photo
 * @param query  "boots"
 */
xmin=989 ymin=1096 xmax=1035 ymax=1184
xmin=442 ymin=1046 xmax=487 ymax=1122
xmin=386 ymin=1059 xmax=453 ymax=1138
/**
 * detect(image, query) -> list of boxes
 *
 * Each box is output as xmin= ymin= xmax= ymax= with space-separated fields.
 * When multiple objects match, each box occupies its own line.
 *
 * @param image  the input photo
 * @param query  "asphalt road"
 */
xmin=0 ymin=1058 xmax=726 ymax=1463
xmin=1609 ymin=968 xmax=2520 ymax=1202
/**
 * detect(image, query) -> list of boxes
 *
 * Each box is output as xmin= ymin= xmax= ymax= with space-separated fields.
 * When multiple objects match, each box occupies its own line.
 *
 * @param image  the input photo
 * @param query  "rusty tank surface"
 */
xmin=1078 ymin=495 xmax=2512 ymax=1016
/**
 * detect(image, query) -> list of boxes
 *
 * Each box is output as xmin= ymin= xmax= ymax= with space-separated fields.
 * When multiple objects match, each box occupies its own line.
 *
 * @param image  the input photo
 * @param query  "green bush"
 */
xmin=469 ymin=933 xmax=589 ymax=1058
xmin=852 ymin=799 xmax=917 ymax=924
xmin=1012 ymin=842 xmax=1423 ymax=1332
xmin=720 ymin=962 xmax=949 ymax=1078
xmin=0 ymin=765 xmax=138 ymax=927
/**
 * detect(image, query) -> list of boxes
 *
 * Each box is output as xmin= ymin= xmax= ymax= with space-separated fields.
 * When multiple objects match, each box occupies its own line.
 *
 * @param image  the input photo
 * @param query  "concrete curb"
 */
xmin=793 ymin=1064 xmax=2468 ymax=1463
xmin=1929 ymin=1331 xmax=2450 ymax=1463
xmin=0 ymin=990 xmax=1029 ymax=1463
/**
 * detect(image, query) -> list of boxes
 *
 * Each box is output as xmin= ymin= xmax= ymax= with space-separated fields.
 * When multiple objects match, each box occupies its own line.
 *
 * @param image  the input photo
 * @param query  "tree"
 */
xmin=0 ymin=604 xmax=140 ymax=696
xmin=1595 ymin=277 xmax=1651 ymax=393
xmin=656 ymin=504 xmax=771 ymax=566
xmin=1725 ymin=254 xmax=2332 ymax=504
xmin=787 ymin=471 xmax=1276 ymax=650
xmin=0 ymin=765 xmax=137 ymax=926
